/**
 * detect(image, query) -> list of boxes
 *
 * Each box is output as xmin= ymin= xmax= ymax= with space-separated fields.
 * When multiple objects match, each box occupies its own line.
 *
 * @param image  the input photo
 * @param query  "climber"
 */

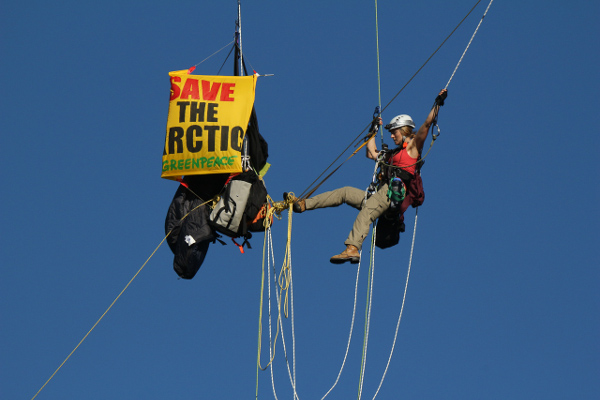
xmin=287 ymin=89 xmax=447 ymax=264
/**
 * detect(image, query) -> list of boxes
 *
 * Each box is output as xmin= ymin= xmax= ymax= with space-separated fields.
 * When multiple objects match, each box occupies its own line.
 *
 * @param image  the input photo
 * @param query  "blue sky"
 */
xmin=2 ymin=1 xmax=598 ymax=399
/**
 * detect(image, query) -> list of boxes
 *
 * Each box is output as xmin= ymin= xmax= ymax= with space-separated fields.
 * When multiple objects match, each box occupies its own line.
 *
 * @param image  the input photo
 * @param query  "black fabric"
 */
xmin=244 ymin=171 xmax=269 ymax=232
xmin=375 ymin=211 xmax=406 ymax=249
xmin=234 ymin=41 xmax=269 ymax=173
xmin=182 ymin=173 xmax=229 ymax=202
xmin=165 ymin=185 xmax=215 ymax=279
xmin=246 ymin=108 xmax=269 ymax=173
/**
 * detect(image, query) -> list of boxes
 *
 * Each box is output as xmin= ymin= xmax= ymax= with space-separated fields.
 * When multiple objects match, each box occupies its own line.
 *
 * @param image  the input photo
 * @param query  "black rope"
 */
xmin=217 ymin=45 xmax=235 ymax=75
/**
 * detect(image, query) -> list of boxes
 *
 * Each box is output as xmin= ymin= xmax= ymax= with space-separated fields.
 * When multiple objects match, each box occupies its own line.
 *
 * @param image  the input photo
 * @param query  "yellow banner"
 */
xmin=162 ymin=71 xmax=257 ymax=180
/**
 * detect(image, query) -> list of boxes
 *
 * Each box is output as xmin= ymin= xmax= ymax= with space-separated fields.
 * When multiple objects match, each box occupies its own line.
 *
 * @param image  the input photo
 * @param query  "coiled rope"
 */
xmin=257 ymin=196 xmax=371 ymax=400
xmin=256 ymin=198 xmax=301 ymax=399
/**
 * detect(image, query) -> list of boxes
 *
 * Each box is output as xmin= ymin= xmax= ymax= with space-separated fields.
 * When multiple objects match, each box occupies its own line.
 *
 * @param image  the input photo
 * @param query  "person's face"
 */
xmin=390 ymin=129 xmax=405 ymax=146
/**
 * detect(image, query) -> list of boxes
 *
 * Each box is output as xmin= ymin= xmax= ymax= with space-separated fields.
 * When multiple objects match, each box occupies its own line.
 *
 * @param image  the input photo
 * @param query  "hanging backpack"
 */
xmin=209 ymin=170 xmax=268 ymax=239
xmin=375 ymin=211 xmax=406 ymax=249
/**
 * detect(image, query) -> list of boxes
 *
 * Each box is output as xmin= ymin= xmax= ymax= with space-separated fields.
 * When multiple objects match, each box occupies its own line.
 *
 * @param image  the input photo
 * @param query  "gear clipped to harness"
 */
xmin=387 ymin=177 xmax=406 ymax=212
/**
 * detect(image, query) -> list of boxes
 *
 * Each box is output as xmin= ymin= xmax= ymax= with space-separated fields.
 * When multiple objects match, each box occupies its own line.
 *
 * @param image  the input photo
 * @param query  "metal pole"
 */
xmin=237 ymin=0 xmax=243 ymax=75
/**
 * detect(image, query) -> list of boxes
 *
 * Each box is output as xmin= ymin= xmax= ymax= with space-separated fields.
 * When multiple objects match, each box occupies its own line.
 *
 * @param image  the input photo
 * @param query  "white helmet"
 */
xmin=385 ymin=114 xmax=415 ymax=131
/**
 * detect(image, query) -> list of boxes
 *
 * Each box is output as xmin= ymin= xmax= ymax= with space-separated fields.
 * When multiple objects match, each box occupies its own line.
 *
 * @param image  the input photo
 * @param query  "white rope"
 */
xmin=371 ymin=208 xmax=419 ymax=399
xmin=290 ymin=242 xmax=299 ymax=399
xmin=261 ymin=225 xmax=296 ymax=400
xmin=269 ymin=210 xmax=300 ymax=399
xmin=358 ymin=233 xmax=377 ymax=399
xmin=267 ymin=228 xmax=279 ymax=400
xmin=266 ymin=225 xmax=297 ymax=399
xmin=445 ymin=0 xmax=495 ymax=89
xmin=192 ymin=40 xmax=235 ymax=68
xmin=320 ymin=253 xmax=363 ymax=400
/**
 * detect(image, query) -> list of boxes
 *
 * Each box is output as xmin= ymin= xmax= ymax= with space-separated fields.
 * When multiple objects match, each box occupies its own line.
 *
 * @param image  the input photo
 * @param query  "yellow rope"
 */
xmin=255 ymin=194 xmax=295 ymax=376
xmin=258 ymin=193 xmax=294 ymax=364
xmin=31 ymin=199 xmax=211 ymax=400
xmin=278 ymin=200 xmax=294 ymax=318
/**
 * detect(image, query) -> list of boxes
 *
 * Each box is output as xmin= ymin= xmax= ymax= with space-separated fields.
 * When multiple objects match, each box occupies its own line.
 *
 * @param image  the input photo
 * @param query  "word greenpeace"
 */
xmin=162 ymin=155 xmax=238 ymax=173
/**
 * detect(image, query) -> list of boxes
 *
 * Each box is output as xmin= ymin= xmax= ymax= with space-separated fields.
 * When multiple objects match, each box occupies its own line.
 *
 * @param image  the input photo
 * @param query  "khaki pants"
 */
xmin=305 ymin=185 xmax=390 ymax=250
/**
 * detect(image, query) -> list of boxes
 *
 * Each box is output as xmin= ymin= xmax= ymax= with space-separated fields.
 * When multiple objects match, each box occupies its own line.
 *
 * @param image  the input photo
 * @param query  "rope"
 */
xmin=278 ymin=200 xmax=295 ymax=318
xmin=256 ymin=225 xmax=287 ymax=399
xmin=256 ymin=198 xmax=292 ymax=373
xmin=298 ymin=130 xmax=378 ymax=200
xmin=371 ymin=208 xmax=419 ymax=399
xmin=31 ymin=199 xmax=211 ymax=400
xmin=289 ymin=242 xmax=299 ymax=400
xmin=266 ymin=229 xmax=279 ymax=399
xmin=374 ymin=0 xmax=383 ymax=149
xmin=358 ymin=228 xmax=377 ymax=399
xmin=445 ymin=0 xmax=495 ymax=89
xmin=193 ymin=40 xmax=235 ymax=69
xmin=274 ymin=209 xmax=300 ymax=399
xmin=322 ymin=181 xmax=379 ymax=399
xmin=256 ymin=201 xmax=301 ymax=399
xmin=256 ymin=227 xmax=277 ymax=397
xmin=379 ymin=0 xmax=482 ymax=115
xmin=320 ymin=251 xmax=363 ymax=400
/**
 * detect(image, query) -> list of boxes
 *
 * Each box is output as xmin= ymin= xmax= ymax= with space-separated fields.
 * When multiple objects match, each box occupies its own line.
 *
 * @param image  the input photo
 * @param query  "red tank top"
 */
xmin=390 ymin=148 xmax=418 ymax=175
